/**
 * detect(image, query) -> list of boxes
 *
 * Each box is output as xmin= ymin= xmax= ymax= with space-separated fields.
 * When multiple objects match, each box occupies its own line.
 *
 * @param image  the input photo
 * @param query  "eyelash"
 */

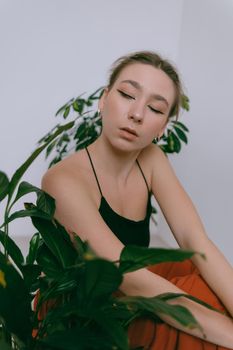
xmin=118 ymin=90 xmax=134 ymax=100
xmin=117 ymin=90 xmax=164 ymax=115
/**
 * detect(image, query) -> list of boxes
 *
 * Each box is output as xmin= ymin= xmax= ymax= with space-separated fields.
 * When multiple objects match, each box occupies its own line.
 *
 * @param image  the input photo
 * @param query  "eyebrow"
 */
xmin=120 ymin=79 xmax=169 ymax=107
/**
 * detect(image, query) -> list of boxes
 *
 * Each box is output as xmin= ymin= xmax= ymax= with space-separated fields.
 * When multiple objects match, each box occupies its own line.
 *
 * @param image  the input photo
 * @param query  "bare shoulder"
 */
xmin=41 ymin=149 xmax=96 ymax=204
xmin=137 ymin=143 xmax=171 ymax=188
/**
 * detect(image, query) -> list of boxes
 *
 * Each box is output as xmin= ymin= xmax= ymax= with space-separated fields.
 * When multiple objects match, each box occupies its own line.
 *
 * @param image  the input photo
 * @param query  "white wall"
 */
xmin=1 ymin=0 xmax=232 ymax=265
xmin=0 ymin=0 xmax=184 ymax=252
xmin=158 ymin=0 xmax=233 ymax=265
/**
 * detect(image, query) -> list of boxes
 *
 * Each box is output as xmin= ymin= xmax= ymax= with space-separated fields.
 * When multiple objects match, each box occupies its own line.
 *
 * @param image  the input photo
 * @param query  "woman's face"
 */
xmin=99 ymin=63 xmax=176 ymax=152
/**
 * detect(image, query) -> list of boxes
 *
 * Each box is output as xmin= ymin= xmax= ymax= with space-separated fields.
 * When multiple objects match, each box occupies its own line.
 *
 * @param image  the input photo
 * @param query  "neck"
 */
xmin=89 ymin=136 xmax=141 ymax=185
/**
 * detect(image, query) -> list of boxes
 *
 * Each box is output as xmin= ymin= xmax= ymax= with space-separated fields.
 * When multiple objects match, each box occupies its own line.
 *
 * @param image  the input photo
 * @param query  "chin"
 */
xmin=108 ymin=139 xmax=144 ymax=154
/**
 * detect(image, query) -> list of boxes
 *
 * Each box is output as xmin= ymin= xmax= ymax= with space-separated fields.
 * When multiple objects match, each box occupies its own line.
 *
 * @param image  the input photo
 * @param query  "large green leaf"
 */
xmin=172 ymin=120 xmax=189 ymax=132
xmin=82 ymin=259 xmax=123 ymax=301
xmin=119 ymin=246 xmax=197 ymax=274
xmin=1 ymin=208 xmax=51 ymax=227
xmin=121 ymin=295 xmax=201 ymax=331
xmin=0 ymin=335 xmax=13 ymax=350
xmin=32 ymin=217 xmax=77 ymax=268
xmin=0 ymin=252 xmax=32 ymax=343
xmin=158 ymin=292 xmax=219 ymax=312
xmin=92 ymin=311 xmax=129 ymax=350
xmin=168 ymin=131 xmax=181 ymax=153
xmin=102 ymin=299 xmax=136 ymax=322
xmin=174 ymin=125 xmax=188 ymax=144
xmin=21 ymin=264 xmax=42 ymax=291
xmin=0 ymin=230 xmax=24 ymax=269
xmin=8 ymin=121 xmax=74 ymax=202
xmin=26 ymin=232 xmax=41 ymax=264
xmin=38 ymin=327 xmax=120 ymax=350
xmin=36 ymin=191 xmax=55 ymax=218
xmin=36 ymin=243 xmax=62 ymax=277
xmin=72 ymin=235 xmax=85 ymax=258
xmin=11 ymin=181 xmax=40 ymax=207
xmin=0 ymin=171 xmax=9 ymax=202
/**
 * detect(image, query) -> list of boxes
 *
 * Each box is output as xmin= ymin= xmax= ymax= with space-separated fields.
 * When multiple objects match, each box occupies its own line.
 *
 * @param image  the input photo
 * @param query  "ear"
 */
xmin=98 ymin=87 xmax=109 ymax=112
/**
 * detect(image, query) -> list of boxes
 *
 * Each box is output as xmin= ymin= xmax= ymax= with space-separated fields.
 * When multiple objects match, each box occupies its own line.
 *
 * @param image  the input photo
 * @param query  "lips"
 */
xmin=120 ymin=127 xmax=138 ymax=136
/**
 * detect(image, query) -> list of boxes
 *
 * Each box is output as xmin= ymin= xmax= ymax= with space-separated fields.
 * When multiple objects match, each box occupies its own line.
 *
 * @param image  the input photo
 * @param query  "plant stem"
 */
xmin=1 ymin=324 xmax=12 ymax=347
xmin=3 ymin=194 xmax=13 ymax=259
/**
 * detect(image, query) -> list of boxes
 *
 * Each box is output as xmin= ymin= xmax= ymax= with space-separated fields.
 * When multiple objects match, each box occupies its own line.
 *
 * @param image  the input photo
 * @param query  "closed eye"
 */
xmin=117 ymin=89 xmax=135 ymax=100
xmin=149 ymin=106 xmax=164 ymax=115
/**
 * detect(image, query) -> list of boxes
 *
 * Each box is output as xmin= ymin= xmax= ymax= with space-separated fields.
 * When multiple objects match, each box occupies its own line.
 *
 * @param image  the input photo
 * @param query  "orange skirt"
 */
xmin=127 ymin=260 xmax=229 ymax=350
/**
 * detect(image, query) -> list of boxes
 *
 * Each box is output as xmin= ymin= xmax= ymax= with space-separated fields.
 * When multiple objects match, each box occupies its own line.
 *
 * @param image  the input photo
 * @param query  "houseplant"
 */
xmin=0 ymin=88 xmax=211 ymax=350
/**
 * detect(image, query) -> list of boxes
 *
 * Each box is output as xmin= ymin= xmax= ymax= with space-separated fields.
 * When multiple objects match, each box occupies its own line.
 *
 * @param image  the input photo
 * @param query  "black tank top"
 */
xmin=85 ymin=147 xmax=151 ymax=247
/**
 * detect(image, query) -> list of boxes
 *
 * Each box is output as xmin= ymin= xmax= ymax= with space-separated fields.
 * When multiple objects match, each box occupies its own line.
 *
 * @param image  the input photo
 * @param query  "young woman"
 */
xmin=41 ymin=51 xmax=233 ymax=349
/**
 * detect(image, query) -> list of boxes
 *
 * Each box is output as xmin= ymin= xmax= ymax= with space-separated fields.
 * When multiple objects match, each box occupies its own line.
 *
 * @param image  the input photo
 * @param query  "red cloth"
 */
xmin=127 ymin=260 xmax=229 ymax=350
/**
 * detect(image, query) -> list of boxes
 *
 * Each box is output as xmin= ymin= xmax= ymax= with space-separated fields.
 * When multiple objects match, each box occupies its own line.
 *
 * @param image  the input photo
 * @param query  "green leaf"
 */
xmin=55 ymin=102 xmax=69 ymax=117
xmin=11 ymin=181 xmax=40 ymax=207
xmin=82 ymin=259 xmax=123 ymax=300
xmin=86 ymin=99 xmax=93 ymax=107
xmin=38 ymin=328 xmax=117 ymax=350
xmin=174 ymin=125 xmax=188 ymax=144
xmin=102 ymin=299 xmax=135 ymax=321
xmin=36 ymin=191 xmax=55 ymax=218
xmin=72 ymin=235 xmax=85 ymax=257
xmin=74 ymin=122 xmax=88 ymax=141
xmin=21 ymin=263 xmax=42 ymax=290
xmin=55 ymin=98 xmax=74 ymax=117
xmin=32 ymin=217 xmax=77 ymax=268
xmin=119 ymin=246 xmax=196 ymax=274
xmin=167 ymin=131 xmax=181 ymax=153
xmin=121 ymin=295 xmax=200 ymax=330
xmin=72 ymin=100 xmax=79 ymax=112
xmin=26 ymin=232 xmax=41 ymax=264
xmin=0 ymin=336 xmax=13 ymax=350
xmin=8 ymin=120 xmax=74 ymax=202
xmin=0 ymin=171 xmax=9 ymax=202
xmin=0 ymin=252 xmax=32 ymax=343
xmin=1 ymin=208 xmax=51 ymax=227
xmin=46 ymin=139 xmax=57 ymax=158
xmin=63 ymin=106 xmax=70 ymax=119
xmin=172 ymin=121 xmax=189 ymax=132
xmin=39 ymin=275 xmax=78 ymax=305
xmin=37 ymin=124 xmax=59 ymax=144
xmin=36 ymin=243 xmax=61 ymax=277
xmin=158 ymin=292 xmax=219 ymax=313
xmin=159 ymin=144 xmax=174 ymax=154
xmin=88 ymin=86 xmax=104 ymax=100
xmin=0 ymin=230 xmax=24 ymax=269
xmin=181 ymin=94 xmax=190 ymax=111
xmin=92 ymin=311 xmax=129 ymax=350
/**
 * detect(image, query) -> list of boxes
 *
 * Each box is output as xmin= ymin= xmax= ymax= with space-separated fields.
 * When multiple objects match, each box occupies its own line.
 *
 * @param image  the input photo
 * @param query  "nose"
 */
xmin=128 ymin=104 xmax=144 ymax=123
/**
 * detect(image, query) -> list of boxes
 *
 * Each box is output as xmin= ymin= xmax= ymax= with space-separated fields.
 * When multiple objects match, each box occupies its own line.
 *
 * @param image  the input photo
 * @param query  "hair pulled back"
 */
xmin=107 ymin=51 xmax=183 ymax=119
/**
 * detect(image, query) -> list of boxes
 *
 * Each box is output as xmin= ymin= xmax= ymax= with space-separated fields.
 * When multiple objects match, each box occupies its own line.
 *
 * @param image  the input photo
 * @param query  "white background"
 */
xmin=0 ymin=0 xmax=232 ymax=264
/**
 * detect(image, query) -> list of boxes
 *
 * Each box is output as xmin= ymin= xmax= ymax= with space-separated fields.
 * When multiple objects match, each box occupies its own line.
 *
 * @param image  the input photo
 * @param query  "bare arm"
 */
xmin=41 ymin=165 xmax=233 ymax=348
xmin=150 ymin=144 xmax=233 ymax=317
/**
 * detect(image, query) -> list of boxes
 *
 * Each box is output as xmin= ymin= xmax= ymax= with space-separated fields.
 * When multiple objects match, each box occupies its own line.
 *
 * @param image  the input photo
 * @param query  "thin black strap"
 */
xmin=85 ymin=147 xmax=103 ymax=196
xmin=136 ymin=159 xmax=150 ymax=193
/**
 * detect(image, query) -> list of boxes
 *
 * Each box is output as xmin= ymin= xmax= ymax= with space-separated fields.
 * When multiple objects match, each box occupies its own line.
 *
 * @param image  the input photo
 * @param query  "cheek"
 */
xmin=148 ymin=116 xmax=166 ymax=128
xmin=102 ymin=98 xmax=124 ymax=120
xmin=146 ymin=117 xmax=167 ymax=136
